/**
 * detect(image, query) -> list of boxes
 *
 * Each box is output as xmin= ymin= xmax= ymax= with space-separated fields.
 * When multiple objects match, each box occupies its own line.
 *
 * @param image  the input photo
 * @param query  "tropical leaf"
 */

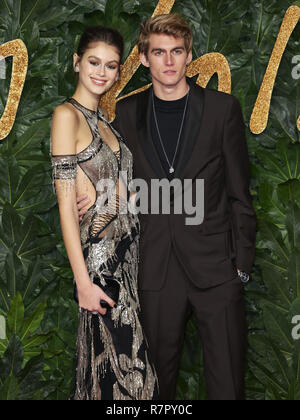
xmin=249 ymin=358 xmax=287 ymax=396
xmin=257 ymin=218 xmax=289 ymax=266
xmin=17 ymin=354 xmax=45 ymax=400
xmin=286 ymin=203 xmax=300 ymax=252
xmin=260 ymin=267 xmax=292 ymax=311
xmin=288 ymin=252 xmax=300 ymax=299
xmin=6 ymin=120 xmax=50 ymax=163
xmin=0 ymin=375 xmax=20 ymax=400
xmin=263 ymin=304 xmax=294 ymax=354
xmin=0 ymin=160 xmax=55 ymax=218
xmin=0 ymin=334 xmax=24 ymax=378
xmin=292 ymin=340 xmax=300 ymax=384
xmin=256 ymin=140 xmax=300 ymax=185
xmin=70 ymin=0 xmax=106 ymax=13
xmin=7 ymin=293 xmax=24 ymax=338
xmin=20 ymin=302 xmax=46 ymax=341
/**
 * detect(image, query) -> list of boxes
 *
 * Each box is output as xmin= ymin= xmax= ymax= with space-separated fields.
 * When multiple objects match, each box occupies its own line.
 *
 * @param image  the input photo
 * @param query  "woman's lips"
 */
xmin=91 ymin=77 xmax=107 ymax=86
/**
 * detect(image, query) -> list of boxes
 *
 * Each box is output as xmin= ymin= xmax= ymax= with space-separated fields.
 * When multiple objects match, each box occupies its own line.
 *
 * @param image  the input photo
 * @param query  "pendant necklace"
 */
xmin=152 ymin=88 xmax=190 ymax=174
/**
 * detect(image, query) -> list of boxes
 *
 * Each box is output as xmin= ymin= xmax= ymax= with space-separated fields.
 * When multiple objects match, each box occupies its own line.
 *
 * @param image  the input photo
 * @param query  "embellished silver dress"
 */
xmin=51 ymin=97 xmax=159 ymax=400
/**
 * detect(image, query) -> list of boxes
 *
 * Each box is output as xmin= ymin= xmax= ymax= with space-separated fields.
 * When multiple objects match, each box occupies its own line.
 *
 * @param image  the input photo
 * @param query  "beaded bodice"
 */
xmin=51 ymin=97 xmax=135 ymax=240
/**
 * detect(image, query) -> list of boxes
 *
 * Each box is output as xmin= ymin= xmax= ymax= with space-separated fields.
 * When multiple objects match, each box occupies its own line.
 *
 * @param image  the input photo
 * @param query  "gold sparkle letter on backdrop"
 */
xmin=250 ymin=5 xmax=300 ymax=134
xmin=0 ymin=39 xmax=28 ymax=141
xmin=186 ymin=53 xmax=231 ymax=93
xmin=0 ymin=2 xmax=300 ymax=137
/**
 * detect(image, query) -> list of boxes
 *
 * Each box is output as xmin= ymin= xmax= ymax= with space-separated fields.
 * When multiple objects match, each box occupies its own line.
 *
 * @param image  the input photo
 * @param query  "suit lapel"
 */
xmin=174 ymin=81 xmax=205 ymax=179
xmin=136 ymin=87 xmax=167 ymax=179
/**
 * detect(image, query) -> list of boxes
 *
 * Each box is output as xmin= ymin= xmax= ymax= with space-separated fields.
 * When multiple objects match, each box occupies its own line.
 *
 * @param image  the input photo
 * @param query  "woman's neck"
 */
xmin=72 ymin=86 xmax=101 ymax=112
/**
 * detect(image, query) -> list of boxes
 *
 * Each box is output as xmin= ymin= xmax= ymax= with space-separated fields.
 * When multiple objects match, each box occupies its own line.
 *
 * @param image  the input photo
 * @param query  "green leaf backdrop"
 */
xmin=0 ymin=0 xmax=300 ymax=400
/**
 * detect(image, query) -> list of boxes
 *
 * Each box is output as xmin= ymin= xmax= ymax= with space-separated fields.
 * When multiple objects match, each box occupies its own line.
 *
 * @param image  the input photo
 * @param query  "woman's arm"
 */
xmin=51 ymin=105 xmax=116 ymax=314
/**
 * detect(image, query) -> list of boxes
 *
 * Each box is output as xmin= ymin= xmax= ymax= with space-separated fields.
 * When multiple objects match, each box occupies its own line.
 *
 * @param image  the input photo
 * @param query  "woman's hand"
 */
xmin=77 ymin=282 xmax=116 ymax=315
xmin=76 ymin=194 xmax=90 ymax=222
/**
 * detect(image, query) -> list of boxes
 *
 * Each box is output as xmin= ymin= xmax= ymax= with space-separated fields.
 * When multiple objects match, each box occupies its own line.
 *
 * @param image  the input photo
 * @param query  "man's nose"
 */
xmin=164 ymin=53 xmax=174 ymax=66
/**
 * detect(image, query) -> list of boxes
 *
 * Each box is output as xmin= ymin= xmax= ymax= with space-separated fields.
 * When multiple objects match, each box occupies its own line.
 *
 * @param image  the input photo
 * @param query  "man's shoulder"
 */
xmin=116 ymin=87 xmax=150 ymax=110
xmin=200 ymin=85 xmax=239 ymax=108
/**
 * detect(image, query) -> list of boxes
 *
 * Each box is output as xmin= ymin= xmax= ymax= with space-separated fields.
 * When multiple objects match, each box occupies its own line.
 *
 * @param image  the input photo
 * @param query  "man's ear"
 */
xmin=186 ymin=50 xmax=193 ymax=67
xmin=139 ymin=52 xmax=150 ymax=68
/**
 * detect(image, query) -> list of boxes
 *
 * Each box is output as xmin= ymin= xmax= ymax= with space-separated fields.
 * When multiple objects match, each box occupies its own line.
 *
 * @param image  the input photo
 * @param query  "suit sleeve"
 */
xmin=222 ymin=95 xmax=257 ymax=274
xmin=112 ymin=102 xmax=126 ymax=139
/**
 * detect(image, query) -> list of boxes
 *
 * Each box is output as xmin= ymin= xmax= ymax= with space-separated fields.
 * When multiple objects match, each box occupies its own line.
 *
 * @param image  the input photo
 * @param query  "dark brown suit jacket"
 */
xmin=113 ymin=79 xmax=257 ymax=291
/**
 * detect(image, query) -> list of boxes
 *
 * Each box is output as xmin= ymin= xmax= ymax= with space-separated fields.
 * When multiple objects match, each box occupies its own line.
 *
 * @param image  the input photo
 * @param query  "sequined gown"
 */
xmin=51 ymin=97 xmax=159 ymax=400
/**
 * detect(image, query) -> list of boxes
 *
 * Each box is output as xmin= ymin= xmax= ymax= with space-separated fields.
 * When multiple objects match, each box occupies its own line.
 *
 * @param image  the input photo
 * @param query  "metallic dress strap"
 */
xmin=51 ymin=154 xmax=77 ymax=179
xmin=51 ymin=154 xmax=78 ymax=194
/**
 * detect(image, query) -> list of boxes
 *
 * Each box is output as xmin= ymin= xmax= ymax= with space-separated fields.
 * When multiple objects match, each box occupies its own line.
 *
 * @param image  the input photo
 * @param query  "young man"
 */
xmin=78 ymin=14 xmax=257 ymax=400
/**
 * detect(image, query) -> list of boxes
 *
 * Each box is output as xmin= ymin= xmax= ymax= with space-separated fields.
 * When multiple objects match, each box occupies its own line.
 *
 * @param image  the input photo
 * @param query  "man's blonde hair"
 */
xmin=138 ymin=13 xmax=193 ymax=56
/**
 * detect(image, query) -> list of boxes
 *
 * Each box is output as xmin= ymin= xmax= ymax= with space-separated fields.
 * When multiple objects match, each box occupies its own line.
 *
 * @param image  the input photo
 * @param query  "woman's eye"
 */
xmin=107 ymin=65 xmax=117 ymax=70
xmin=90 ymin=61 xmax=99 ymax=66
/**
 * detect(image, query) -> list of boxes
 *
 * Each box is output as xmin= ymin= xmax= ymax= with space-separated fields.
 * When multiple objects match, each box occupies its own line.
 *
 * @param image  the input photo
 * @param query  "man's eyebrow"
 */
xmin=150 ymin=47 xmax=185 ymax=52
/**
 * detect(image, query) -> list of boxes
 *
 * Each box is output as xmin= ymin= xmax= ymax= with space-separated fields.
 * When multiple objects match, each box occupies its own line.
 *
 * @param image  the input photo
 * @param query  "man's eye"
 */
xmin=174 ymin=50 xmax=182 ymax=55
xmin=155 ymin=51 xmax=163 ymax=56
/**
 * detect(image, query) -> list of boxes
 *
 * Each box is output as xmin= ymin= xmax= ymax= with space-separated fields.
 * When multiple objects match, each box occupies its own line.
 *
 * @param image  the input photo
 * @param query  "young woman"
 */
xmin=50 ymin=26 xmax=159 ymax=400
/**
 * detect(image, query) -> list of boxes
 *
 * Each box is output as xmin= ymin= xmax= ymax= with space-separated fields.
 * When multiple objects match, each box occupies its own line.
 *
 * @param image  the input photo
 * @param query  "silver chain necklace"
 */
xmin=152 ymin=88 xmax=190 ymax=174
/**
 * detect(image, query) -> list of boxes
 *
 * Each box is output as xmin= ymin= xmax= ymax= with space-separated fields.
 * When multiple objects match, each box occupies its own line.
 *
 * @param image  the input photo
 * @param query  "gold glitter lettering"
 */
xmin=0 ymin=39 xmax=28 ymax=140
xmin=250 ymin=6 xmax=300 ymax=134
xmin=1 ymin=2 xmax=300 ymax=138
xmin=186 ymin=53 xmax=231 ymax=93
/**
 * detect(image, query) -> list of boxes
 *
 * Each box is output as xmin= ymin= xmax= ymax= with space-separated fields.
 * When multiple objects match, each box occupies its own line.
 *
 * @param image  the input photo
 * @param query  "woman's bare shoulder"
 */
xmin=51 ymin=102 xmax=79 ymax=154
xmin=52 ymin=102 xmax=79 ymax=127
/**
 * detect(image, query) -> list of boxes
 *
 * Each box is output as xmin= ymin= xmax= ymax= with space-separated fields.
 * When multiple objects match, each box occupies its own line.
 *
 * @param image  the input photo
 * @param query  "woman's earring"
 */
xmin=74 ymin=66 xmax=79 ymax=73
xmin=115 ymin=73 xmax=119 ymax=81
